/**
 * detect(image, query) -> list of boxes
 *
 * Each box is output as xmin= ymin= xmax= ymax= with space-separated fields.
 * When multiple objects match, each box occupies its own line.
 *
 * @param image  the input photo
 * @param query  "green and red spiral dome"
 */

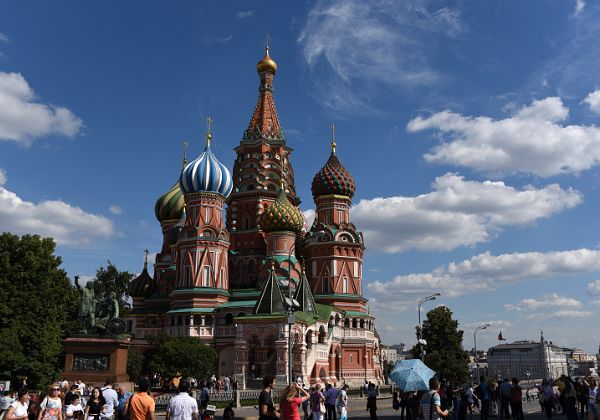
xmin=311 ymin=152 xmax=356 ymax=199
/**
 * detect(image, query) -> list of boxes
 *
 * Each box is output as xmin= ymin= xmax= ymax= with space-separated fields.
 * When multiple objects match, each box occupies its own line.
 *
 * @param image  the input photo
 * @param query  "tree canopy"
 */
xmin=145 ymin=333 xmax=217 ymax=382
xmin=90 ymin=261 xmax=134 ymax=315
xmin=0 ymin=233 xmax=79 ymax=388
xmin=411 ymin=306 xmax=470 ymax=382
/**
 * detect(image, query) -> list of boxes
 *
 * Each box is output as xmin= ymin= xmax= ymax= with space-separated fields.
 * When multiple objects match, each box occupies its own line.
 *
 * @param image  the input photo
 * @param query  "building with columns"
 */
xmin=127 ymin=46 xmax=381 ymax=387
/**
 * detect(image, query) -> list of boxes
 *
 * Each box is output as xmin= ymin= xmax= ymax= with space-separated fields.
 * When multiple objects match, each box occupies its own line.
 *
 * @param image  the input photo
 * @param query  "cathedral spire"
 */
xmin=331 ymin=123 xmax=336 ymax=155
xmin=245 ymin=44 xmax=283 ymax=142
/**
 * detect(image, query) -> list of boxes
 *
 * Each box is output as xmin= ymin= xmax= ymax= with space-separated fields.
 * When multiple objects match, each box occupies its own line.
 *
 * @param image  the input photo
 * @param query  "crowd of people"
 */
xmin=389 ymin=375 xmax=599 ymax=420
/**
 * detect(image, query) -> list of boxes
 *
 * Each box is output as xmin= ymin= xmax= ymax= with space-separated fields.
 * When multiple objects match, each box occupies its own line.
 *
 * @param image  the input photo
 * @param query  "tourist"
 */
xmin=279 ymin=383 xmax=310 ymax=420
xmin=1 ymin=391 xmax=15 ymax=415
xmin=65 ymin=395 xmax=84 ymax=420
xmin=477 ymin=377 xmax=491 ymax=420
xmin=101 ymin=382 xmax=119 ymax=420
xmin=336 ymin=385 xmax=348 ymax=420
xmin=84 ymin=387 xmax=105 ymax=420
xmin=198 ymin=383 xmax=209 ymax=414
xmin=420 ymin=378 xmax=450 ymax=420
xmin=323 ymin=384 xmax=337 ymax=420
xmin=258 ymin=375 xmax=278 ymax=420
xmin=310 ymin=384 xmax=325 ymax=420
xmin=116 ymin=387 xmax=132 ymax=420
xmin=366 ymin=383 xmax=378 ymax=420
xmin=127 ymin=380 xmax=155 ymax=420
xmin=38 ymin=386 xmax=63 ymax=420
xmin=223 ymin=377 xmax=230 ymax=399
xmin=542 ymin=379 xmax=555 ymax=420
xmin=510 ymin=378 xmax=523 ymax=420
xmin=65 ymin=386 xmax=79 ymax=407
xmin=222 ymin=403 xmax=234 ymax=420
xmin=6 ymin=389 xmax=30 ymax=420
xmin=393 ymin=390 xmax=400 ymax=412
xmin=77 ymin=383 xmax=85 ymax=398
xmin=166 ymin=380 xmax=198 ymax=420
xmin=465 ymin=384 xmax=476 ymax=415
xmin=559 ymin=375 xmax=578 ymax=420
xmin=499 ymin=379 xmax=512 ymax=419
xmin=583 ymin=378 xmax=598 ymax=420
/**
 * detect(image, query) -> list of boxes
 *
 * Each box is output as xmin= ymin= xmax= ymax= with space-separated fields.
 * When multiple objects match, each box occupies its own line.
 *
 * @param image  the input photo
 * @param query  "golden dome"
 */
xmin=256 ymin=47 xmax=277 ymax=74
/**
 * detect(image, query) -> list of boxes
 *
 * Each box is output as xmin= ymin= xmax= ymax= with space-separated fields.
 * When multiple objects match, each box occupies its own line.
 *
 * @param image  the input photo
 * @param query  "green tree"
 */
xmin=0 ymin=233 xmax=79 ymax=388
xmin=145 ymin=333 xmax=217 ymax=382
xmin=90 ymin=261 xmax=134 ymax=315
xmin=127 ymin=347 xmax=144 ymax=381
xmin=411 ymin=306 xmax=470 ymax=382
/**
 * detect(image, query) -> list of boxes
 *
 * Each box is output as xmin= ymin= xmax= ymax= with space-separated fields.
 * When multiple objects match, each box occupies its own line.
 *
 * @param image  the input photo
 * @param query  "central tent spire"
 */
xmin=244 ymin=40 xmax=283 ymax=142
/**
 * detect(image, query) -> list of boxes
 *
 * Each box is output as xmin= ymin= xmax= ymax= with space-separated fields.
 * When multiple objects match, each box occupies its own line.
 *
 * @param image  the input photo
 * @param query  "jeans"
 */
xmin=510 ymin=401 xmax=524 ymax=420
xmin=481 ymin=399 xmax=490 ymax=420
xmin=325 ymin=403 xmax=336 ymax=420
xmin=500 ymin=396 xmax=511 ymax=418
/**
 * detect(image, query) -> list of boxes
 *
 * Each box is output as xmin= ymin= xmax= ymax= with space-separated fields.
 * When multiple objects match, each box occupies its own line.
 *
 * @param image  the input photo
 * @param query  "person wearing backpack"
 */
xmin=510 ymin=378 xmax=523 ymax=420
xmin=198 ymin=384 xmax=209 ymax=417
xmin=420 ymin=378 xmax=450 ymax=420
xmin=559 ymin=376 xmax=578 ymax=420
xmin=476 ymin=377 xmax=491 ymax=420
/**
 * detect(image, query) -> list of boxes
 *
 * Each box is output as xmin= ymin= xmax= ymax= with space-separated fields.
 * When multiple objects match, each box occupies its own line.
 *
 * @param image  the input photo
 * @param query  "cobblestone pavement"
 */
xmin=157 ymin=398 xmax=562 ymax=420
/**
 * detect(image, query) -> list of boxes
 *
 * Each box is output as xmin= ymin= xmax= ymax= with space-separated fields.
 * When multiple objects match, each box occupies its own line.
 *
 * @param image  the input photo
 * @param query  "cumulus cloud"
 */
xmin=524 ymin=310 xmax=592 ymax=320
xmin=348 ymin=173 xmax=581 ymax=253
xmin=505 ymin=293 xmax=582 ymax=311
xmin=0 ymin=72 xmax=83 ymax=144
xmin=0 ymin=171 xmax=114 ymax=245
xmin=298 ymin=0 xmax=463 ymax=113
xmin=573 ymin=0 xmax=585 ymax=16
xmin=109 ymin=205 xmax=122 ymax=215
xmin=586 ymin=280 xmax=600 ymax=296
xmin=368 ymin=248 xmax=600 ymax=298
xmin=584 ymin=90 xmax=600 ymax=114
xmin=408 ymin=96 xmax=600 ymax=177
xmin=236 ymin=10 xmax=254 ymax=19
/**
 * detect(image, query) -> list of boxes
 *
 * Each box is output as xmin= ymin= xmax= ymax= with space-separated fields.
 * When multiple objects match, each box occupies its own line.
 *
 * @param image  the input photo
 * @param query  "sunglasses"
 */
xmin=52 ymin=388 xmax=60 ymax=391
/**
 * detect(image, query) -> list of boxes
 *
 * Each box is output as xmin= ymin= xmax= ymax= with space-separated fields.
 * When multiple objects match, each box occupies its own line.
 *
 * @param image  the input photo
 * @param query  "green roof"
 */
xmin=167 ymin=307 xmax=215 ymax=314
xmin=344 ymin=310 xmax=369 ymax=317
xmin=314 ymin=293 xmax=367 ymax=302
xmin=230 ymin=289 xmax=261 ymax=298
xmin=235 ymin=313 xmax=286 ymax=321
xmin=216 ymin=300 xmax=257 ymax=309
xmin=293 ymin=303 xmax=331 ymax=325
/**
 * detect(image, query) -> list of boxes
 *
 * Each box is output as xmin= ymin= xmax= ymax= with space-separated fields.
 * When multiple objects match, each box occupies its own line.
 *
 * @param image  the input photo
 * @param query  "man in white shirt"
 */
xmin=101 ymin=382 xmax=119 ymax=420
xmin=77 ymin=381 xmax=86 ymax=396
xmin=166 ymin=380 xmax=199 ymax=420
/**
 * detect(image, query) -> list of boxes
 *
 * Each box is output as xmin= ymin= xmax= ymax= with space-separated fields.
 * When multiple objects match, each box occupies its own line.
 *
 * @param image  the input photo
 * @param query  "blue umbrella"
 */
xmin=389 ymin=359 xmax=436 ymax=391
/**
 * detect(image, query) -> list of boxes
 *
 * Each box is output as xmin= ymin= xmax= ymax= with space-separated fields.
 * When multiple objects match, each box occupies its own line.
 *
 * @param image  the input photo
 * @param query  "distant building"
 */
xmin=487 ymin=332 xmax=568 ymax=381
xmin=382 ymin=347 xmax=398 ymax=365
xmin=564 ymin=348 xmax=598 ymax=377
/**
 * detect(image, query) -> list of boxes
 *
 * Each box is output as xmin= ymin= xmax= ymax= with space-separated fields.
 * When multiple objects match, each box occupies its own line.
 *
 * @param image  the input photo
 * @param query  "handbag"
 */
xmin=319 ymin=402 xmax=326 ymax=415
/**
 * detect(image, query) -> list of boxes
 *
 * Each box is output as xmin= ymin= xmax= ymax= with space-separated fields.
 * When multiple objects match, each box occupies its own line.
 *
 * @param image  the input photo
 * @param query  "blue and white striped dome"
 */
xmin=179 ymin=143 xmax=233 ymax=197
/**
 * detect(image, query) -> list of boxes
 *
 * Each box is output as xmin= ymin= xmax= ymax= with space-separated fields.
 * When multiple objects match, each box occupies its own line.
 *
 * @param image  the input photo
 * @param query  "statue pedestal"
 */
xmin=63 ymin=336 xmax=132 ymax=386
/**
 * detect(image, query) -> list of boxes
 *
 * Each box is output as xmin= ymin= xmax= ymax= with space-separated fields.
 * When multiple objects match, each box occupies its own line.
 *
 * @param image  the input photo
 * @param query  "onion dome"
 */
xmin=154 ymin=182 xmax=185 ymax=222
xmin=128 ymin=251 xmax=156 ymax=298
xmin=311 ymin=128 xmax=356 ymax=199
xmin=259 ymin=185 xmax=304 ymax=233
xmin=256 ymin=46 xmax=277 ymax=74
xmin=179 ymin=123 xmax=233 ymax=197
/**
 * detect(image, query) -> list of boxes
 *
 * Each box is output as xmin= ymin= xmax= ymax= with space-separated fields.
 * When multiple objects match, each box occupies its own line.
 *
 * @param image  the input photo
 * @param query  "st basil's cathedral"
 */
xmin=127 ymin=46 xmax=382 ymax=386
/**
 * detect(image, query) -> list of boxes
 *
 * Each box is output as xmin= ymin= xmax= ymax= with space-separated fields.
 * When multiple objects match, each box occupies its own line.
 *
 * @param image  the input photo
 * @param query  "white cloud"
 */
xmin=368 ymin=248 xmax=600 ymax=298
xmin=586 ymin=280 xmax=600 ymax=296
xmin=0 ymin=33 xmax=9 ymax=43
xmin=583 ymin=90 xmax=600 ymax=114
xmin=0 ymin=173 xmax=114 ymax=245
xmin=302 ymin=209 xmax=315 ymax=227
xmin=298 ymin=0 xmax=462 ymax=113
xmin=0 ymin=169 xmax=6 ymax=186
xmin=505 ymin=293 xmax=582 ymax=311
xmin=109 ymin=205 xmax=122 ymax=215
xmin=573 ymin=0 xmax=585 ymax=16
xmin=463 ymin=319 xmax=511 ymax=330
xmin=349 ymin=173 xmax=581 ymax=253
xmin=408 ymin=96 xmax=600 ymax=177
xmin=524 ymin=310 xmax=592 ymax=321
xmin=236 ymin=10 xmax=254 ymax=19
xmin=0 ymin=72 xmax=83 ymax=144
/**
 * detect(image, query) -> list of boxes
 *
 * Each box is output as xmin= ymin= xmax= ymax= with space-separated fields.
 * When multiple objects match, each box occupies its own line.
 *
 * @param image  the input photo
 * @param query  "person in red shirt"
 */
xmin=280 ymin=384 xmax=310 ymax=420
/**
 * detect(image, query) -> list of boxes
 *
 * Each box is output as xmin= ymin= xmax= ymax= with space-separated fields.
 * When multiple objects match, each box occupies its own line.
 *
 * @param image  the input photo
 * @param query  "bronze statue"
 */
xmin=74 ymin=276 xmax=125 ymax=335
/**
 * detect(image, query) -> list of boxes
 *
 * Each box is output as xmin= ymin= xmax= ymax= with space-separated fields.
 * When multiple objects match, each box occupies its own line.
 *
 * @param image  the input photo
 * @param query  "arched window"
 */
xmin=360 ymin=319 xmax=365 ymax=329
xmin=318 ymin=326 xmax=326 ymax=344
xmin=306 ymin=330 xmax=313 ymax=348
xmin=205 ymin=315 xmax=213 ymax=326
xmin=237 ymin=312 xmax=245 ymax=318
xmin=352 ymin=318 xmax=357 ymax=328
xmin=344 ymin=318 xmax=350 ymax=328
xmin=237 ymin=260 xmax=245 ymax=286
xmin=243 ymin=214 xmax=250 ymax=230
xmin=225 ymin=313 xmax=234 ymax=325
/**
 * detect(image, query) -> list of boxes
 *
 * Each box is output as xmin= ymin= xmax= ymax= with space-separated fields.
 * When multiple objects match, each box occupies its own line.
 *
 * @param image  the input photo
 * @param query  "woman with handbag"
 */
xmin=309 ymin=384 xmax=325 ymax=420
xmin=6 ymin=389 xmax=30 ymax=420
xmin=83 ymin=389 xmax=105 ymax=420
xmin=38 ymin=387 xmax=63 ymax=420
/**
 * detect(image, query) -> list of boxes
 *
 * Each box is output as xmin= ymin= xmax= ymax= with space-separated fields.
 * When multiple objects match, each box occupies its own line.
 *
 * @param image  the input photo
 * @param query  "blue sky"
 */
xmin=1 ymin=0 xmax=599 ymax=354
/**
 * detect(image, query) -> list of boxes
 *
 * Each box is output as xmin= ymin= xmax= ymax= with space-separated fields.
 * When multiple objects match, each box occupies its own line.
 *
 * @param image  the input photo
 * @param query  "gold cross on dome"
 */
xmin=206 ymin=116 xmax=213 ymax=146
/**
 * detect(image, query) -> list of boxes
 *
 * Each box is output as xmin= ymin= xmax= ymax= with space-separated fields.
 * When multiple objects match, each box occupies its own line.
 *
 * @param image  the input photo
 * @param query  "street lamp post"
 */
xmin=417 ymin=293 xmax=442 ymax=360
xmin=474 ymin=323 xmax=490 ymax=383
